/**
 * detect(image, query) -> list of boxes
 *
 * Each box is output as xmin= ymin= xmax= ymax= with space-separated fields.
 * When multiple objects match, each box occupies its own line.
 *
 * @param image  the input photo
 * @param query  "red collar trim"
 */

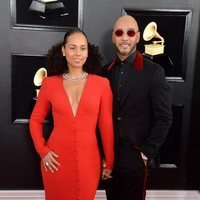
xmin=108 ymin=51 xmax=143 ymax=71
xmin=108 ymin=59 xmax=116 ymax=70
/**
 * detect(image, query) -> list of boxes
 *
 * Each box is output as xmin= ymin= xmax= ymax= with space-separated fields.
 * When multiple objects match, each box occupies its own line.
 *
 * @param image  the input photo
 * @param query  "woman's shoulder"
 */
xmin=42 ymin=75 xmax=61 ymax=86
xmin=89 ymin=74 xmax=109 ymax=83
xmin=43 ymin=75 xmax=61 ymax=82
xmin=89 ymin=74 xmax=111 ymax=91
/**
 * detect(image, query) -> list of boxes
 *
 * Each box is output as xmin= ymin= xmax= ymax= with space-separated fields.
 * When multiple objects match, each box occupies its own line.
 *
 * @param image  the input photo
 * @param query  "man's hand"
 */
xmin=140 ymin=152 xmax=148 ymax=166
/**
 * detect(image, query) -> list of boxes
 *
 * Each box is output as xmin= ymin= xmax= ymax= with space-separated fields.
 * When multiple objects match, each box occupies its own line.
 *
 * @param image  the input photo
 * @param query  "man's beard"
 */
xmin=116 ymin=45 xmax=136 ymax=57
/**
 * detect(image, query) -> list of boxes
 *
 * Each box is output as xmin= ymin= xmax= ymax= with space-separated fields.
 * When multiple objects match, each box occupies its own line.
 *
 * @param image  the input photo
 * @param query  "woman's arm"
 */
xmin=98 ymin=78 xmax=114 ymax=171
xmin=29 ymin=78 xmax=51 ymax=158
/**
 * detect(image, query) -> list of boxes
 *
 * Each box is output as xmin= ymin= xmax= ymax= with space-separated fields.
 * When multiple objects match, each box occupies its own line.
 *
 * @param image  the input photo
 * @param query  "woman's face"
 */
xmin=62 ymin=32 xmax=88 ymax=70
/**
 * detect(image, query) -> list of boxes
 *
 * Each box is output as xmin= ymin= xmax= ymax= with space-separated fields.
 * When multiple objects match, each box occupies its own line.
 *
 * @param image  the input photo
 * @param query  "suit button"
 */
xmin=117 ymin=117 xmax=121 ymax=121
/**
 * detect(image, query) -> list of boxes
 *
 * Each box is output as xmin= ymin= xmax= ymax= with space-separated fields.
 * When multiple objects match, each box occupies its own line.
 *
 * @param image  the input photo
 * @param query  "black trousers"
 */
xmin=105 ymin=143 xmax=147 ymax=200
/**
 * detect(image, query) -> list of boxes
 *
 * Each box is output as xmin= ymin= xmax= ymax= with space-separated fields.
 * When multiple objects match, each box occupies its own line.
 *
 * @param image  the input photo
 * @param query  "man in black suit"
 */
xmin=102 ymin=15 xmax=172 ymax=200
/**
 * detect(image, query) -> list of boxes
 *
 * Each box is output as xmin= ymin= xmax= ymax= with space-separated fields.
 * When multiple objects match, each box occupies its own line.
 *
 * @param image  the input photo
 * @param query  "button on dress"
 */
xmin=29 ymin=74 xmax=114 ymax=200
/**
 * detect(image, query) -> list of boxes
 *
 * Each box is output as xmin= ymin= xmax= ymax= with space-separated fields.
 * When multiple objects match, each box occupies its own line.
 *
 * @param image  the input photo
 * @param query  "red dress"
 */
xmin=29 ymin=74 xmax=114 ymax=200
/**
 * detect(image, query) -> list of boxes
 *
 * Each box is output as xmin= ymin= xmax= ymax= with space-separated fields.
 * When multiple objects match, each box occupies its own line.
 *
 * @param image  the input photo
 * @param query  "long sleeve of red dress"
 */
xmin=98 ymin=78 xmax=114 ymax=169
xmin=29 ymin=78 xmax=51 ymax=158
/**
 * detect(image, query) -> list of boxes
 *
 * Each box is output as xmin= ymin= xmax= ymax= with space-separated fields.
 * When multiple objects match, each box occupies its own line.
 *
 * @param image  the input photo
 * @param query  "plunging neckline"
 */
xmin=61 ymin=74 xmax=90 ymax=119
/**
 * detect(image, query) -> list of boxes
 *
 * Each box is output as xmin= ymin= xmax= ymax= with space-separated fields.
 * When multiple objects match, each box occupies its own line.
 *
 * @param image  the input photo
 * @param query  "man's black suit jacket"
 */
xmin=102 ymin=51 xmax=173 ymax=161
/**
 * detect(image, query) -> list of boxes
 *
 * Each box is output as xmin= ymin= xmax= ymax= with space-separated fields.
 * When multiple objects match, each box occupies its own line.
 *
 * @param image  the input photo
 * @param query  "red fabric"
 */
xmin=29 ymin=74 xmax=114 ymax=200
xmin=108 ymin=60 xmax=116 ymax=70
xmin=134 ymin=51 xmax=143 ymax=71
xmin=142 ymin=162 xmax=148 ymax=200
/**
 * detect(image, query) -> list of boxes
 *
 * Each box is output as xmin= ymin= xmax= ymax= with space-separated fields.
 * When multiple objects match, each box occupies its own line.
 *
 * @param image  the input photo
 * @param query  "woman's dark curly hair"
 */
xmin=46 ymin=28 xmax=103 ymax=76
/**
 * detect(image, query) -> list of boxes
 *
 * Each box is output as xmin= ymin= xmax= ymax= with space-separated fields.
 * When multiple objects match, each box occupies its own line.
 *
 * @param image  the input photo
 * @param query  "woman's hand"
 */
xmin=102 ymin=168 xmax=112 ymax=180
xmin=43 ymin=151 xmax=60 ymax=173
xmin=101 ymin=159 xmax=112 ymax=180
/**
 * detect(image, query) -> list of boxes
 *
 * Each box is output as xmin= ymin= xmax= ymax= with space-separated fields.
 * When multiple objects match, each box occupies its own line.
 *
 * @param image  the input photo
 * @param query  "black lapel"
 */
xmin=104 ymin=61 xmax=115 ymax=93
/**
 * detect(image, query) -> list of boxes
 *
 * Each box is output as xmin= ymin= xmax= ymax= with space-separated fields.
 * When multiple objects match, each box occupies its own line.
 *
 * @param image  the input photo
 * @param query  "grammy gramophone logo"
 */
xmin=29 ymin=0 xmax=68 ymax=19
xmin=33 ymin=67 xmax=47 ymax=99
xmin=142 ymin=21 xmax=174 ymax=75
xmin=143 ymin=21 xmax=165 ymax=56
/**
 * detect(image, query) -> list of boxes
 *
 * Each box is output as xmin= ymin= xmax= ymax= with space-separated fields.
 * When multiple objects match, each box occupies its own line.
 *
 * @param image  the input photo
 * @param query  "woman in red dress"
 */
xmin=29 ymin=28 xmax=114 ymax=200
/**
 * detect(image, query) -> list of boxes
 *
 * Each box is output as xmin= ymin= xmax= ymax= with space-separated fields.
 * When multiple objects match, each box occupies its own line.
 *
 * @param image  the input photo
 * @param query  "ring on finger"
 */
xmin=45 ymin=162 xmax=49 ymax=167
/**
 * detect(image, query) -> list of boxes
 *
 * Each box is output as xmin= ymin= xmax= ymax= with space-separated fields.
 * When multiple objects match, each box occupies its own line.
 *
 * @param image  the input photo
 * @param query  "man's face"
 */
xmin=112 ymin=17 xmax=140 ymax=60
